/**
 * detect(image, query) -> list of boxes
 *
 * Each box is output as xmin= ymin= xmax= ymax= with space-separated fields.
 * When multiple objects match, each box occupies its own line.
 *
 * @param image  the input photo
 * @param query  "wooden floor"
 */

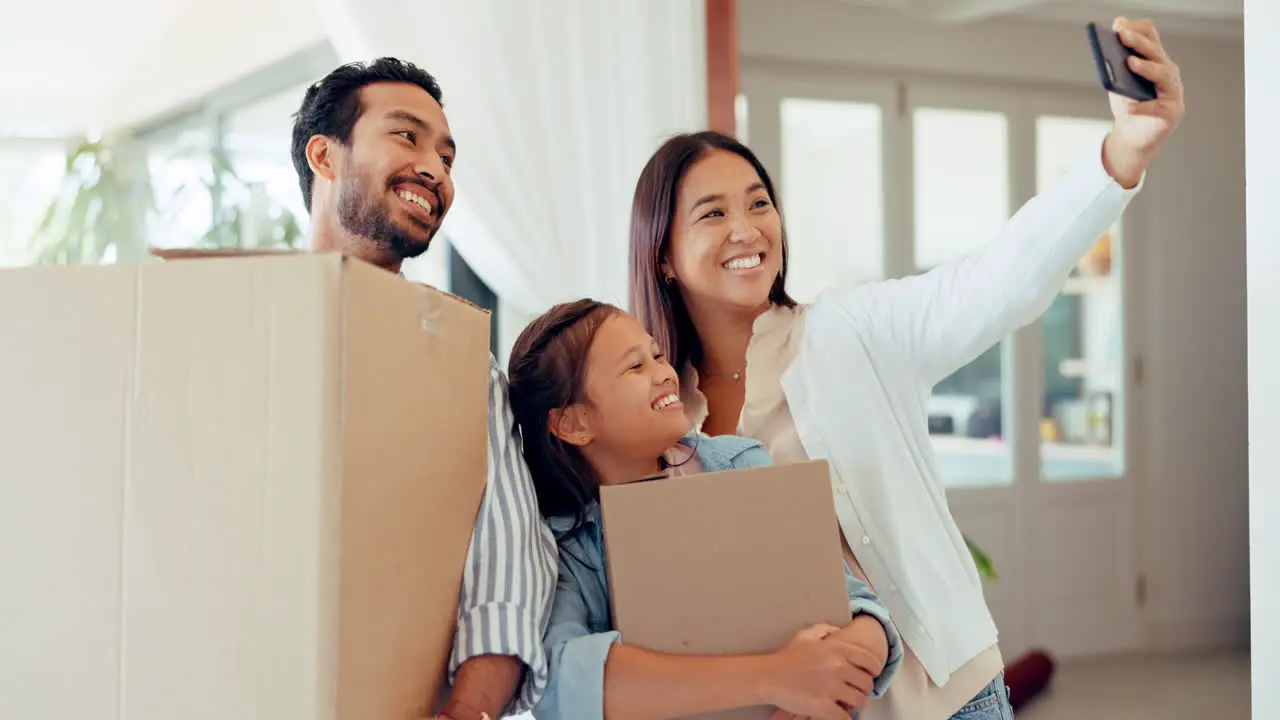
xmin=1017 ymin=649 xmax=1251 ymax=720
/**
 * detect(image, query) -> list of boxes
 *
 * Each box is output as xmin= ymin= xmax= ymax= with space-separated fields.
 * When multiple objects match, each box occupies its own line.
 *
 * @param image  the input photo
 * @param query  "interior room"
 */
xmin=0 ymin=0 xmax=1256 ymax=718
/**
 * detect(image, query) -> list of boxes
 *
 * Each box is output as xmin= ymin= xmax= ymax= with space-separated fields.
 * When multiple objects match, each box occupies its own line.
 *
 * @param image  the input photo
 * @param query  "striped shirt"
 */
xmin=447 ymin=355 xmax=558 ymax=714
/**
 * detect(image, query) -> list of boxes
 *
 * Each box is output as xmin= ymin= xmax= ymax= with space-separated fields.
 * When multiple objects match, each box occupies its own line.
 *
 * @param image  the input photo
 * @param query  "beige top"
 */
xmin=681 ymin=304 xmax=1004 ymax=720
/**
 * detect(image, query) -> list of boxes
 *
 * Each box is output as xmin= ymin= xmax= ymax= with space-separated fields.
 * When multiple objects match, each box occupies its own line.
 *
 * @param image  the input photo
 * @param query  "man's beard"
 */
xmin=336 ymin=167 xmax=438 ymax=260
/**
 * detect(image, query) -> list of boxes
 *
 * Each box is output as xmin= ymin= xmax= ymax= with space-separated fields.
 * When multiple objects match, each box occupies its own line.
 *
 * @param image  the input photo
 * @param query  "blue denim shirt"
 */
xmin=531 ymin=433 xmax=905 ymax=720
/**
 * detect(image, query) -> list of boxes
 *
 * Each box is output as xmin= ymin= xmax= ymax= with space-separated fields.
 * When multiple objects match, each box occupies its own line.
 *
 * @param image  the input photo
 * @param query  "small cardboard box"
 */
xmin=0 ymin=252 xmax=491 ymax=719
xmin=600 ymin=459 xmax=852 ymax=720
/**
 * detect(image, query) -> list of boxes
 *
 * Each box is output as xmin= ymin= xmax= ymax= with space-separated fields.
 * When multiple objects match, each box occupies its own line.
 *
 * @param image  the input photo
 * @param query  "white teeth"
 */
xmin=398 ymin=190 xmax=433 ymax=214
xmin=652 ymin=393 xmax=679 ymax=410
xmin=724 ymin=254 xmax=762 ymax=270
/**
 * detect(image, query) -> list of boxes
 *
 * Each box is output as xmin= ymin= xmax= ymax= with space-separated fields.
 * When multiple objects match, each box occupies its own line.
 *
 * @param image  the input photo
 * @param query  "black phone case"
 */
xmin=1087 ymin=22 xmax=1158 ymax=102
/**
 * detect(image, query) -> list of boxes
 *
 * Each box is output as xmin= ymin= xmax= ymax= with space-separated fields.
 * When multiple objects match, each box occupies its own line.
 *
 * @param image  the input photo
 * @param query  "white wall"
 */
xmin=1247 ymin=0 xmax=1276 ymax=714
xmin=740 ymin=0 xmax=1249 ymax=650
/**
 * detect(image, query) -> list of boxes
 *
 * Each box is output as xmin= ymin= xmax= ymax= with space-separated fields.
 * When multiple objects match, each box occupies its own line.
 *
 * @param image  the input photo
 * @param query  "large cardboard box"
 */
xmin=600 ymin=459 xmax=852 ymax=720
xmin=0 ymin=252 xmax=491 ymax=719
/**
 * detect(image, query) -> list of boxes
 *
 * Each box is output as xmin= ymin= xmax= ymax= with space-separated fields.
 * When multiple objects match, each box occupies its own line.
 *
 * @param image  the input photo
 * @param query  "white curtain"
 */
xmin=316 ymin=0 xmax=708 ymax=356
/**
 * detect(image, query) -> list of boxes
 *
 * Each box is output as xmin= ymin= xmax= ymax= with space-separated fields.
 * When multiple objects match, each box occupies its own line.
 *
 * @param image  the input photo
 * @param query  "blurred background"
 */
xmin=0 ymin=0 xmax=1247 ymax=716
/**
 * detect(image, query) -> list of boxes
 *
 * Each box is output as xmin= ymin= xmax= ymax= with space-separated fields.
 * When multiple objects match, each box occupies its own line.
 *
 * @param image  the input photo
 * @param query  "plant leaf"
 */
xmin=965 ymin=535 xmax=999 ymax=581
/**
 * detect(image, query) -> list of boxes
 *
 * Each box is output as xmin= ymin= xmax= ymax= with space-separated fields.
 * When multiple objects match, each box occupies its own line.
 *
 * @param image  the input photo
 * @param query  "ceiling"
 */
xmin=0 ymin=0 xmax=324 ymax=138
xmin=837 ymin=0 xmax=1242 ymax=35
xmin=0 ymin=0 xmax=1241 ymax=139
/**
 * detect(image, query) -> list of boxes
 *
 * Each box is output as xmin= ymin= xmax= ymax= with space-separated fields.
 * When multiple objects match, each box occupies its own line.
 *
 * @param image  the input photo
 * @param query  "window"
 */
xmin=913 ymin=108 xmax=1010 ymax=269
xmin=1036 ymin=115 xmax=1124 ymax=481
xmin=914 ymin=107 xmax=1012 ymax=488
xmin=222 ymin=84 xmax=313 ymax=249
xmin=133 ymin=45 xmax=337 ymax=254
xmin=147 ymin=124 xmax=216 ymax=251
xmin=780 ymin=97 xmax=884 ymax=302
xmin=735 ymin=93 xmax=749 ymax=143
xmin=0 ymin=141 xmax=69 ymax=266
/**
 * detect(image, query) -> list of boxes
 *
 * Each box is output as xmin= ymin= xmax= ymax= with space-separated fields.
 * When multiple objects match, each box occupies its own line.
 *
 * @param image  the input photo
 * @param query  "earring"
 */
xmin=664 ymin=274 xmax=675 ymax=284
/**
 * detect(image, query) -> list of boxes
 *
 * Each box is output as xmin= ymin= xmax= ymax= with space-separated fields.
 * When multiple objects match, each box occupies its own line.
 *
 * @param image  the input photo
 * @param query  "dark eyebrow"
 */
xmin=689 ymin=182 xmax=768 ymax=216
xmin=690 ymin=193 xmax=725 ymax=215
xmin=385 ymin=110 xmax=457 ymax=153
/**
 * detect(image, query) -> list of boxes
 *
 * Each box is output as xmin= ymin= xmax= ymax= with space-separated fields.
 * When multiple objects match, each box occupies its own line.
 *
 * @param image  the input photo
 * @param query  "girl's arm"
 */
xmin=600 ymin=632 xmax=878 ymax=720
xmin=832 ymin=139 xmax=1141 ymax=388
xmin=599 ymin=645 xmax=769 ymax=718
xmin=535 ymin=565 xmax=877 ymax=720
xmin=839 ymin=565 xmax=904 ymax=698
xmin=534 ymin=569 xmax=619 ymax=720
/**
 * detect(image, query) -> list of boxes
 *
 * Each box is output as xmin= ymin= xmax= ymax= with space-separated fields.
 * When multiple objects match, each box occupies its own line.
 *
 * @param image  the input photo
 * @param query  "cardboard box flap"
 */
xmin=149 ymin=246 xmax=308 ymax=260
xmin=150 ymin=247 xmax=493 ymax=317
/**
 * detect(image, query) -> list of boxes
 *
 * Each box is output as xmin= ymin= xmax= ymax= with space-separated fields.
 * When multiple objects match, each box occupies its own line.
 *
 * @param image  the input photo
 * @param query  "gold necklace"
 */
xmin=700 ymin=366 xmax=743 ymax=382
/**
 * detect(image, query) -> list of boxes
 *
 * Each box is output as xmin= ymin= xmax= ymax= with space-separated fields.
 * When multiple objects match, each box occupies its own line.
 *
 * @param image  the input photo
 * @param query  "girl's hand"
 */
xmin=832 ymin=614 xmax=889 ymax=676
xmin=785 ymin=622 xmax=841 ymax=645
xmin=766 ymin=617 xmax=889 ymax=720
xmin=755 ymin=623 xmax=877 ymax=720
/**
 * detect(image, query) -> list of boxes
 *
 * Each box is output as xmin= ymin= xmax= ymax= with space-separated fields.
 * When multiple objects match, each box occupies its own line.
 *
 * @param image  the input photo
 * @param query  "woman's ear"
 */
xmin=548 ymin=405 xmax=593 ymax=447
xmin=660 ymin=259 xmax=676 ymax=284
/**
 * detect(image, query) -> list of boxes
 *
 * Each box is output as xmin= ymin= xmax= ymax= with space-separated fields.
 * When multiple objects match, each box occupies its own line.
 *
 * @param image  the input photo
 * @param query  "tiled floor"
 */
xmin=1017 ymin=649 xmax=1251 ymax=720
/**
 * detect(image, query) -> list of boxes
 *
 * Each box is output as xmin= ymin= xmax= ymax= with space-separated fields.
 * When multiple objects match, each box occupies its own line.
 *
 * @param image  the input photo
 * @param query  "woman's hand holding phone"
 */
xmin=1101 ymin=17 xmax=1187 ymax=188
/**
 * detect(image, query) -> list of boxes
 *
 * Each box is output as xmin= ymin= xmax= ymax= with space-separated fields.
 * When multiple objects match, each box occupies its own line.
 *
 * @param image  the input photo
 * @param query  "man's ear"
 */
xmin=548 ymin=405 xmax=593 ymax=447
xmin=306 ymin=135 xmax=338 ymax=183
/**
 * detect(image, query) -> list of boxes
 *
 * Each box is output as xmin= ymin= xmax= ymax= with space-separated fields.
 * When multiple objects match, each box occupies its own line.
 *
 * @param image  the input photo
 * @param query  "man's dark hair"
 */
xmin=290 ymin=57 xmax=444 ymax=212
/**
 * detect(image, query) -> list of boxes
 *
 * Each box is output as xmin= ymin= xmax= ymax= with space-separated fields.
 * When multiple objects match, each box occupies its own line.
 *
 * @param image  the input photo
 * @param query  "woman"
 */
xmin=627 ymin=17 xmax=1183 ymax=720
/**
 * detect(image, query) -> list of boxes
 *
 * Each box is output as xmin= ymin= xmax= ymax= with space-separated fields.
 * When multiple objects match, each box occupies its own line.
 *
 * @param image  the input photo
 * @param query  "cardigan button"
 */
xmin=861 ymin=536 xmax=871 ymax=545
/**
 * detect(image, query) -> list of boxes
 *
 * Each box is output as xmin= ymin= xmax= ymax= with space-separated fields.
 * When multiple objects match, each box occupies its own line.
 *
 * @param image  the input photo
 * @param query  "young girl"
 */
xmin=505 ymin=298 xmax=904 ymax=720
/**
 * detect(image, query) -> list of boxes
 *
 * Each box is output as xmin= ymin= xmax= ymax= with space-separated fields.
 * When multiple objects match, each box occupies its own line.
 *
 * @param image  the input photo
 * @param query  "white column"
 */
xmin=1247 ymin=2 xmax=1277 ymax=717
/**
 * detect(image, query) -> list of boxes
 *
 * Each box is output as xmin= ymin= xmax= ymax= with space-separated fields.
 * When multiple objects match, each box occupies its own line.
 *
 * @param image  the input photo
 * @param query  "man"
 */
xmin=290 ymin=57 xmax=557 ymax=720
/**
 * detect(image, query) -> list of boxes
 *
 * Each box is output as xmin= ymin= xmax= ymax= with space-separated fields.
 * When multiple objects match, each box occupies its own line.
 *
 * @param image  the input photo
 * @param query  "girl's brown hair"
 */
xmin=507 ymin=299 xmax=623 ymax=532
xmin=628 ymin=130 xmax=796 ymax=374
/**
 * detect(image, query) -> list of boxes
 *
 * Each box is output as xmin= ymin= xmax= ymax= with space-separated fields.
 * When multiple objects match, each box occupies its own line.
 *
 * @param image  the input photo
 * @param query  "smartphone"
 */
xmin=1087 ymin=22 xmax=1158 ymax=102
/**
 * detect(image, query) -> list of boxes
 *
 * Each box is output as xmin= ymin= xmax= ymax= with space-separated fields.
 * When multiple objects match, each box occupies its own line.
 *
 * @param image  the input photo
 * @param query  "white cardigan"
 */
xmin=779 ymin=141 xmax=1142 ymax=687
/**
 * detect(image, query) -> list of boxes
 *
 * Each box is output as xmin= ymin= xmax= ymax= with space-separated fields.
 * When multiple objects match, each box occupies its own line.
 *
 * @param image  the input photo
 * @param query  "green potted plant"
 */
xmin=32 ymin=131 xmax=303 ymax=265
